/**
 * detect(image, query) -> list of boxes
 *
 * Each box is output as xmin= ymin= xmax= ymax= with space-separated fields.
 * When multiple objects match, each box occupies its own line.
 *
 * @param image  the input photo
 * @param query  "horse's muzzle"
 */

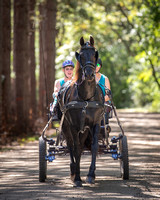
xmin=84 ymin=66 xmax=95 ymax=80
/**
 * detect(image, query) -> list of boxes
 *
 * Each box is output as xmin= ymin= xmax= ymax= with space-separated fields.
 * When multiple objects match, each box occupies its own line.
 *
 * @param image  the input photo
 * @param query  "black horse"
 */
xmin=58 ymin=36 xmax=105 ymax=187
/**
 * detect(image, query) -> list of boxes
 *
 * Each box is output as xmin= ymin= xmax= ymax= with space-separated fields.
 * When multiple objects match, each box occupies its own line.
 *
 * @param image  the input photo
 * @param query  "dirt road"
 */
xmin=0 ymin=112 xmax=160 ymax=200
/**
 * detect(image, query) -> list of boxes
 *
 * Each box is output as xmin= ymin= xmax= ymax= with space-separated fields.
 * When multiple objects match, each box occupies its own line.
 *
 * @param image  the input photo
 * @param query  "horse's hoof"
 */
xmin=86 ymin=176 xmax=95 ymax=184
xmin=73 ymin=180 xmax=82 ymax=187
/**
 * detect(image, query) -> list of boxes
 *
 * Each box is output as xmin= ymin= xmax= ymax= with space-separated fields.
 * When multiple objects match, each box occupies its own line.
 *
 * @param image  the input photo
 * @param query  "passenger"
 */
xmin=96 ymin=58 xmax=112 ymax=124
xmin=96 ymin=58 xmax=111 ymax=102
xmin=50 ymin=60 xmax=74 ymax=120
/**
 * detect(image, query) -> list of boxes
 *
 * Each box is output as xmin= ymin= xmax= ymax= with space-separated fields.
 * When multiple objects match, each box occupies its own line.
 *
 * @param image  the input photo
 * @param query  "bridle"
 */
xmin=77 ymin=44 xmax=97 ymax=85
xmin=82 ymin=61 xmax=96 ymax=71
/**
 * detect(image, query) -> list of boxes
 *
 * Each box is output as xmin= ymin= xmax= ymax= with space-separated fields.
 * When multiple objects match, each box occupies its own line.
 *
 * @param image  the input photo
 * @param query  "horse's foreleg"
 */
xmin=62 ymin=121 xmax=76 ymax=182
xmin=72 ymin=130 xmax=82 ymax=187
xmin=86 ymin=124 xmax=100 ymax=184
xmin=69 ymin=147 xmax=76 ymax=182
xmin=74 ymin=143 xmax=82 ymax=186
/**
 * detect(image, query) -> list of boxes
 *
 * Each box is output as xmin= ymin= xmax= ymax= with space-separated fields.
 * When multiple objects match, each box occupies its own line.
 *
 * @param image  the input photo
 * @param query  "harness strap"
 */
xmin=80 ymin=101 xmax=88 ymax=132
xmin=61 ymin=100 xmax=105 ymax=133
xmin=62 ymin=100 xmax=104 ymax=113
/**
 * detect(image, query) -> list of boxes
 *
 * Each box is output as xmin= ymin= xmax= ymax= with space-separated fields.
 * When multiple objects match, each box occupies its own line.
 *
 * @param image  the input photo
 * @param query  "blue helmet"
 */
xmin=62 ymin=60 xmax=74 ymax=68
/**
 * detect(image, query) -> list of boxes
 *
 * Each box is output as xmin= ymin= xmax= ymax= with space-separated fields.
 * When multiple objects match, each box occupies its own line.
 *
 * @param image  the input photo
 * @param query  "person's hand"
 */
xmin=106 ymin=89 xmax=112 ymax=98
xmin=50 ymin=102 xmax=54 ymax=113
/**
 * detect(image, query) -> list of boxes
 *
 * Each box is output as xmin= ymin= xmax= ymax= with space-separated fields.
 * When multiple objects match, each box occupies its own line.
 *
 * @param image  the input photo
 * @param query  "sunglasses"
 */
xmin=97 ymin=63 xmax=101 ymax=67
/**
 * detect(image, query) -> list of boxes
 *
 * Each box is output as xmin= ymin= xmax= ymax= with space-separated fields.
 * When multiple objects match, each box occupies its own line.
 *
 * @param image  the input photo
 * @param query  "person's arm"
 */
xmin=51 ymin=79 xmax=61 ymax=106
xmin=105 ymin=76 xmax=111 ymax=102
xmin=53 ymin=79 xmax=61 ymax=97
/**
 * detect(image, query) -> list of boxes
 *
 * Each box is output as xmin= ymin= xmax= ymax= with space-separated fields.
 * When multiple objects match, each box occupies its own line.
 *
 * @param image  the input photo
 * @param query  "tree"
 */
xmin=39 ymin=0 xmax=57 ymax=117
xmin=39 ymin=2 xmax=46 ymax=117
xmin=55 ymin=0 xmax=160 ymax=110
xmin=2 ymin=0 xmax=11 ymax=129
xmin=55 ymin=0 xmax=133 ymax=107
xmin=104 ymin=0 xmax=160 ymax=110
xmin=14 ymin=0 xmax=30 ymax=134
xmin=44 ymin=0 xmax=57 ymax=105
xmin=0 ymin=0 xmax=3 ymax=133
xmin=29 ymin=0 xmax=36 ymax=121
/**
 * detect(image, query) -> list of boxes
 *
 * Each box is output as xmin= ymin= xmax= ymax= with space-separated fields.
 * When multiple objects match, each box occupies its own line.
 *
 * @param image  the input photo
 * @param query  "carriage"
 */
xmin=39 ymin=36 xmax=129 ymax=187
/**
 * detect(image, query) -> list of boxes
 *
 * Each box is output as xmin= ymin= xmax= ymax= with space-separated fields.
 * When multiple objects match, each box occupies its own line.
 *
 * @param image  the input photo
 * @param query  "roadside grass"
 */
xmin=0 ymin=147 xmax=13 ymax=152
xmin=117 ymin=107 xmax=160 ymax=113
xmin=19 ymin=135 xmax=39 ymax=144
xmin=19 ymin=122 xmax=60 ymax=145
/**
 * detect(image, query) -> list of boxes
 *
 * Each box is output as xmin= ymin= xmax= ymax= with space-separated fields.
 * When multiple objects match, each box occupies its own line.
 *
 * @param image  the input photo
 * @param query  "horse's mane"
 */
xmin=71 ymin=61 xmax=81 ymax=85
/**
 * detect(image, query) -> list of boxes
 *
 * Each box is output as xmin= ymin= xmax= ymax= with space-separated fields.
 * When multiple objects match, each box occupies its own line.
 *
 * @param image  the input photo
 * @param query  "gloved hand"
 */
xmin=50 ymin=94 xmax=57 ymax=114
xmin=50 ymin=102 xmax=54 ymax=114
xmin=105 ymin=89 xmax=112 ymax=98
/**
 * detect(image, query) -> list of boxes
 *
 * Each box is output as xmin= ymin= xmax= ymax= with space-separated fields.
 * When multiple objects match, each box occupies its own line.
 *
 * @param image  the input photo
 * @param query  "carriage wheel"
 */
xmin=39 ymin=136 xmax=47 ymax=182
xmin=119 ymin=134 xmax=129 ymax=180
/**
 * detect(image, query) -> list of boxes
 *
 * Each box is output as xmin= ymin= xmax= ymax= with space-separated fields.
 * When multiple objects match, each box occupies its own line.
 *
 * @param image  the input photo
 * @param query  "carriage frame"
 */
xmin=39 ymin=100 xmax=129 ymax=183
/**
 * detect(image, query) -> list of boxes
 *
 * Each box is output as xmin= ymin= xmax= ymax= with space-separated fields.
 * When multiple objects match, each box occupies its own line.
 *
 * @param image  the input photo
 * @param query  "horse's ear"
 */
xmin=90 ymin=36 xmax=94 ymax=46
xmin=95 ymin=50 xmax=99 ymax=63
xmin=75 ymin=51 xmax=80 ymax=62
xmin=80 ymin=37 xmax=84 ymax=46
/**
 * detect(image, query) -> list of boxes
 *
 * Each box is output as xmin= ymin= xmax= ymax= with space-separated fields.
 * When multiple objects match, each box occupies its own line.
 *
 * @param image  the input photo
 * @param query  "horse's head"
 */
xmin=75 ymin=36 xmax=98 ymax=81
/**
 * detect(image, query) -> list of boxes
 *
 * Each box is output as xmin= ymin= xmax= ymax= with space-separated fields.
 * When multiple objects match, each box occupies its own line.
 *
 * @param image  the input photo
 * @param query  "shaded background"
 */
xmin=0 ymin=0 xmax=160 ymax=139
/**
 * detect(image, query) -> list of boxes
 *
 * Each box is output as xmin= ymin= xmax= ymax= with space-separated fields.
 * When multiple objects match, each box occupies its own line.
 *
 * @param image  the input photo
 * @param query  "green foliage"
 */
xmin=55 ymin=0 xmax=160 ymax=110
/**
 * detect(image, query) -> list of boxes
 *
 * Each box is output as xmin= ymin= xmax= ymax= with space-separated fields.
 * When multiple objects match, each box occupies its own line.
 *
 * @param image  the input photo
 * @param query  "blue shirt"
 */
xmin=59 ymin=78 xmax=65 ymax=87
xmin=98 ymin=74 xmax=106 ymax=96
xmin=52 ymin=78 xmax=65 ymax=103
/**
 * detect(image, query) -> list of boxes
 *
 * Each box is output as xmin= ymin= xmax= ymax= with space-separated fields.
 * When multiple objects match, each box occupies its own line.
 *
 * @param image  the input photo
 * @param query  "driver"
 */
xmin=50 ymin=60 xmax=74 ymax=120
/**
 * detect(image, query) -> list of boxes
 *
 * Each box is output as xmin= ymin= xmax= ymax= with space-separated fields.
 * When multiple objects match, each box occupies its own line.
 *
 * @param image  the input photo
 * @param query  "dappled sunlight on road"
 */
xmin=0 ymin=112 xmax=160 ymax=199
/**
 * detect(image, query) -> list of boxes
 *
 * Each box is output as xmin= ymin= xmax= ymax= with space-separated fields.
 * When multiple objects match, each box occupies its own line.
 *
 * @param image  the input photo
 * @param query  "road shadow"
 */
xmin=0 ymin=112 xmax=160 ymax=199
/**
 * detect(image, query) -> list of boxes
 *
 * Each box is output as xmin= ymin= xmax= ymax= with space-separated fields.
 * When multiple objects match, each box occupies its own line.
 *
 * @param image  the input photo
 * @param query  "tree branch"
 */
xmin=148 ymin=57 xmax=160 ymax=89
xmin=107 ymin=21 xmax=135 ymax=56
xmin=117 ymin=3 xmax=142 ymax=42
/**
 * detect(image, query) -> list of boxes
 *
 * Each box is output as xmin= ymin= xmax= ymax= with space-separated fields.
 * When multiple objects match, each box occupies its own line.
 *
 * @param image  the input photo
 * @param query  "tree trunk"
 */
xmin=2 ymin=0 xmax=11 ymax=130
xmin=0 ymin=0 xmax=3 ymax=133
xmin=14 ymin=0 xmax=29 ymax=134
xmin=39 ymin=3 xmax=46 ymax=117
xmin=44 ymin=0 xmax=57 ymax=107
xmin=29 ymin=0 xmax=36 ymax=121
xmin=39 ymin=0 xmax=57 ymax=118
